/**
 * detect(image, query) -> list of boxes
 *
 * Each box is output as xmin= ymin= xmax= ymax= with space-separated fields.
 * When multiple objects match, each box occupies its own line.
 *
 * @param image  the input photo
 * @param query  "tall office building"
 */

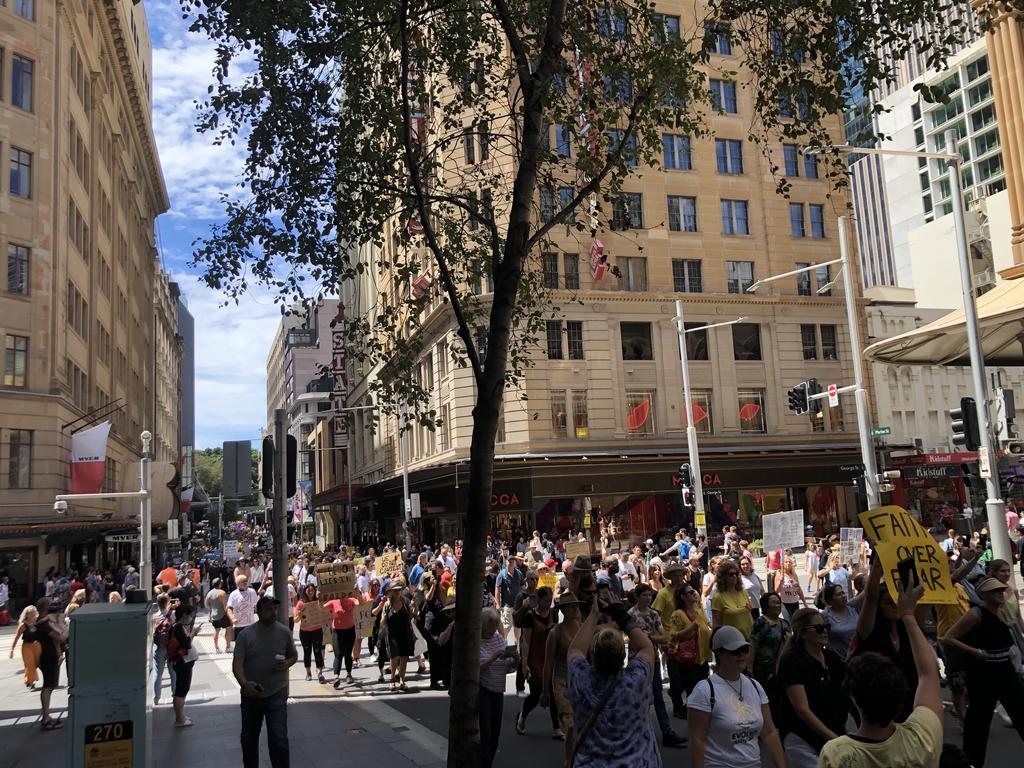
xmin=311 ymin=5 xmax=872 ymax=548
xmin=0 ymin=0 xmax=175 ymax=604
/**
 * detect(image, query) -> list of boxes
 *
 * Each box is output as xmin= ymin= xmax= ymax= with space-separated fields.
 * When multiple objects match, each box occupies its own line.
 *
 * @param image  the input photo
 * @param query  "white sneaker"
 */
xmin=516 ymin=690 xmax=527 ymax=698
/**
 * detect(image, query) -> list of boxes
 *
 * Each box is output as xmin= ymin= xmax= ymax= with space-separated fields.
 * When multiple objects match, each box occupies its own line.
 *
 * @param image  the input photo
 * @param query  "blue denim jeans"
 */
xmin=151 ymin=644 xmax=176 ymax=703
xmin=240 ymin=687 xmax=289 ymax=768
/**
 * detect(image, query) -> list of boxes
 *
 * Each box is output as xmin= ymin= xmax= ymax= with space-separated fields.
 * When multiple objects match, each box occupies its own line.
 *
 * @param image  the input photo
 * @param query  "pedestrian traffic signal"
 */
xmin=682 ymin=487 xmax=695 ymax=507
xmin=678 ymin=463 xmax=692 ymax=487
xmin=950 ymin=397 xmax=981 ymax=451
xmin=787 ymin=381 xmax=809 ymax=414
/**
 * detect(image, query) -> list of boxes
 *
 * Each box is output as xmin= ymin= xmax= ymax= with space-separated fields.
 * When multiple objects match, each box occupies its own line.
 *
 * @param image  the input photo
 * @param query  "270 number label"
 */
xmin=86 ymin=720 xmax=133 ymax=743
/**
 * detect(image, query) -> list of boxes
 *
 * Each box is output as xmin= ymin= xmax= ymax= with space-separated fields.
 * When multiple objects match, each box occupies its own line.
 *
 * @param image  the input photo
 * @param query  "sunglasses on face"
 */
xmin=808 ymin=624 xmax=830 ymax=634
xmin=722 ymin=646 xmax=750 ymax=656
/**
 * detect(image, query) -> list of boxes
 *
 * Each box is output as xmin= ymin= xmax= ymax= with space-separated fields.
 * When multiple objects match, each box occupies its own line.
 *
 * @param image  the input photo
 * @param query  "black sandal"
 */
xmin=41 ymin=719 xmax=64 ymax=731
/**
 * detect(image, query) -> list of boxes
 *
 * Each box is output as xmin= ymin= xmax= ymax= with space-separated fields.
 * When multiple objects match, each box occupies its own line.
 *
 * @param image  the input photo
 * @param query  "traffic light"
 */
xmin=787 ymin=381 xmax=809 ymax=414
xmin=950 ymin=397 xmax=981 ymax=451
xmin=682 ymin=487 xmax=695 ymax=508
xmin=678 ymin=463 xmax=692 ymax=487
xmin=261 ymin=436 xmax=274 ymax=497
xmin=286 ymin=435 xmax=298 ymax=499
xmin=806 ymin=378 xmax=823 ymax=417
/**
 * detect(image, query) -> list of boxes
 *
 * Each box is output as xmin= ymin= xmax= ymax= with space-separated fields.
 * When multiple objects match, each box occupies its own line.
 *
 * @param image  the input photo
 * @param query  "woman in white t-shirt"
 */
xmin=687 ymin=625 xmax=786 ymax=768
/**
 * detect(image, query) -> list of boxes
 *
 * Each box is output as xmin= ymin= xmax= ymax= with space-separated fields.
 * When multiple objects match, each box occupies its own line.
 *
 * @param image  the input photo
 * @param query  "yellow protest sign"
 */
xmin=354 ymin=601 xmax=375 ymax=638
xmin=315 ymin=562 xmax=355 ymax=601
xmin=378 ymin=552 xmax=403 ymax=575
xmin=538 ymin=573 xmax=558 ymax=591
xmin=858 ymin=505 xmax=957 ymax=605
xmin=565 ymin=541 xmax=591 ymax=561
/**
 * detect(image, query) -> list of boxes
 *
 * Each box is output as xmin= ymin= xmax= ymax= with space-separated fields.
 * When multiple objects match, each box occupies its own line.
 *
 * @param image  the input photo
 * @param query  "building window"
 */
xmin=558 ymin=188 xmax=576 ymax=224
xmin=7 ymin=244 xmax=29 ymax=294
xmin=8 ymin=429 xmax=32 ymax=489
xmin=607 ymin=129 xmax=637 ymax=166
xmin=809 ymin=204 xmax=826 ymax=238
xmin=9 ymin=147 xmax=32 ymax=198
xmin=654 ymin=13 xmax=681 ymax=44
xmin=440 ymin=402 xmax=451 ymax=451
xmin=621 ymin=322 xmax=653 ymax=360
xmin=556 ymin=123 xmax=572 ymax=157
xmin=667 ymin=195 xmax=698 ymax=232
xmin=687 ymin=391 xmax=713 ymax=433
xmin=551 ymin=391 xmax=568 ymax=438
xmin=709 ymin=79 xmax=738 ymax=113
xmin=704 ymin=22 xmax=732 ymax=55
xmin=684 ymin=323 xmax=709 ymax=361
xmin=542 ymin=252 xmax=559 ymax=289
xmin=821 ymin=324 xmax=838 ymax=360
xmin=726 ymin=260 xmax=754 ymax=293
xmin=804 ymin=153 xmax=819 ymax=179
xmin=4 ymin=334 xmax=28 ymax=387
xmin=815 ymin=264 xmax=832 ymax=296
xmin=732 ymin=323 xmax=762 ymax=361
xmin=715 ymin=139 xmax=743 ymax=173
xmin=737 ymin=390 xmax=767 ymax=433
xmin=721 ymin=199 xmax=749 ymax=235
xmin=612 ymin=192 xmax=643 ymax=229
xmin=566 ymin=320 xmax=584 ymax=360
xmin=618 ymin=256 xmax=647 ymax=291
xmin=662 ymin=134 xmax=692 ymax=170
xmin=672 ymin=259 xmax=702 ymax=293
xmin=625 ymin=390 xmax=656 ymax=435
xmin=563 ymin=253 xmax=580 ymax=290
xmin=12 ymin=55 xmax=33 ymax=112
xmin=463 ymin=127 xmax=475 ymax=164
xmin=796 ymin=262 xmax=812 ymax=295
xmin=597 ymin=6 xmax=627 ymax=38
xmin=546 ymin=320 xmax=564 ymax=360
xmin=15 ymin=1 xmax=34 ymax=21
xmin=783 ymin=144 xmax=800 ymax=177
xmin=571 ymin=390 xmax=589 ymax=437
xmin=479 ymin=121 xmax=489 ymax=161
xmin=801 ymin=324 xmax=817 ymax=359
xmin=790 ymin=203 xmax=806 ymax=237
xmin=539 ymin=187 xmax=555 ymax=222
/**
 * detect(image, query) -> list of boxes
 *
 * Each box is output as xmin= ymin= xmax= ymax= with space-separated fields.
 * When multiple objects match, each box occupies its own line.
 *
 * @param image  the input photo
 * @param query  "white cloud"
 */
xmin=172 ymin=273 xmax=282 ymax=448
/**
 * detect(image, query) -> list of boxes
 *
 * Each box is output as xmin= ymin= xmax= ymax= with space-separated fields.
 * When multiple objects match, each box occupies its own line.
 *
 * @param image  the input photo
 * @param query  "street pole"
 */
xmin=674 ymin=299 xmax=706 ymax=537
xmin=838 ymin=217 xmax=881 ymax=509
xmin=217 ymin=492 xmax=224 ymax=550
xmin=946 ymin=130 xmax=1011 ymax=564
xmin=140 ymin=431 xmax=153 ymax=599
xmin=399 ymin=402 xmax=413 ymax=550
xmin=272 ymin=408 xmax=289 ymax=625
xmin=346 ymin=432 xmax=353 ymax=547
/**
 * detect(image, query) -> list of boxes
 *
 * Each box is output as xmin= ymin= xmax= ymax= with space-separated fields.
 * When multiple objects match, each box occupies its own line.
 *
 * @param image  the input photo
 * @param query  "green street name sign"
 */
xmin=870 ymin=426 xmax=892 ymax=437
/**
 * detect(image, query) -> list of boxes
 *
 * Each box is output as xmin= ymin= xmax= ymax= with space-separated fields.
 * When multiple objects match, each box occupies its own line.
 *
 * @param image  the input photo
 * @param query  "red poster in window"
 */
xmin=626 ymin=399 xmax=650 ymax=431
xmin=686 ymin=402 xmax=708 ymax=426
xmin=738 ymin=402 xmax=761 ymax=423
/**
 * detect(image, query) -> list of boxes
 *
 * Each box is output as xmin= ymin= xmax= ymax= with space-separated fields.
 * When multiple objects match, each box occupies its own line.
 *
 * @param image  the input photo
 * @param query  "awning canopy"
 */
xmin=864 ymin=279 xmax=1024 ymax=366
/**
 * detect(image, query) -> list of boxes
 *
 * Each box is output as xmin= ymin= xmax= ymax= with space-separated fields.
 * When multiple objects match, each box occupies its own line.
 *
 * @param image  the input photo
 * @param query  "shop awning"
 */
xmin=312 ymin=484 xmax=365 ymax=508
xmin=864 ymin=279 xmax=1024 ymax=365
xmin=0 ymin=518 xmax=138 ymax=544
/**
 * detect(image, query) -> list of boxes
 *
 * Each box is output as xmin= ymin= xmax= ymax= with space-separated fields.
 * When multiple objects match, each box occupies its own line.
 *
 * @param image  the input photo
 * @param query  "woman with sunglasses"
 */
xmin=775 ymin=608 xmax=849 ymax=768
xmin=688 ymin=625 xmax=786 ymax=768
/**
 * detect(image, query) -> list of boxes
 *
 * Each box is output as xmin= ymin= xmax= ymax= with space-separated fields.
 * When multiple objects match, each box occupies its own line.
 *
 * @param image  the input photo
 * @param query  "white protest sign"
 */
xmin=761 ymin=509 xmax=805 ymax=553
xmin=839 ymin=527 xmax=863 ymax=565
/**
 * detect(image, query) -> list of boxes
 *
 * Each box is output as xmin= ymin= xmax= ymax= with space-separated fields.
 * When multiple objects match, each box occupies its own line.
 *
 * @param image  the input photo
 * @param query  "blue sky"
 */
xmin=146 ymin=1 xmax=280 ymax=449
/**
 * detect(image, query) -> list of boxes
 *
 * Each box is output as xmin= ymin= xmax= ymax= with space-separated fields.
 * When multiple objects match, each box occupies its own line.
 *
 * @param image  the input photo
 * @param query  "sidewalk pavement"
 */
xmin=0 ymin=621 xmax=447 ymax=768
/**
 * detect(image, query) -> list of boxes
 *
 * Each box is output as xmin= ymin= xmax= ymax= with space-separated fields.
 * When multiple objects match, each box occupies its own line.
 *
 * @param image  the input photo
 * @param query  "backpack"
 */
xmin=154 ymin=616 xmax=173 ymax=648
xmin=166 ymin=625 xmax=186 ymax=663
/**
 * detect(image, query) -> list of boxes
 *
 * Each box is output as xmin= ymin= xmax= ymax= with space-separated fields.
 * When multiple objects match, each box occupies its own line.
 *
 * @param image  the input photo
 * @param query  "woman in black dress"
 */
xmin=33 ymin=598 xmax=65 ymax=730
xmin=382 ymin=582 xmax=415 ymax=691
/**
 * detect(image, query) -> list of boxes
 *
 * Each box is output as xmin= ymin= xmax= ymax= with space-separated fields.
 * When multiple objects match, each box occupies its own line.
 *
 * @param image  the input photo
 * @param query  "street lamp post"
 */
xmin=672 ymin=301 xmax=747 ymax=538
xmin=819 ymin=139 xmax=1011 ymax=564
xmin=745 ymin=233 xmax=881 ymax=509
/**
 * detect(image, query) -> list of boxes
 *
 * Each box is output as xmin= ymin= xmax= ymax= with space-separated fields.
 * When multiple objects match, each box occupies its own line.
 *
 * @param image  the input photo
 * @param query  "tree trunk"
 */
xmin=447 ymin=372 xmax=504 ymax=767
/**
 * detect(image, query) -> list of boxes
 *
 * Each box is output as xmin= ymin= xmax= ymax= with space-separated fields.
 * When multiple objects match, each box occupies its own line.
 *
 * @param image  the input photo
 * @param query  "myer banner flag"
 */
xmin=70 ymin=421 xmax=112 ymax=494
xmin=858 ymin=505 xmax=957 ymax=605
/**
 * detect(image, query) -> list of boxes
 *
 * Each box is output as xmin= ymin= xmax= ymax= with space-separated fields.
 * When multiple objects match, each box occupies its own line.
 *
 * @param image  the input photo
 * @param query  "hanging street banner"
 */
xmin=858 ymin=505 xmax=957 ymax=605
xmin=71 ymin=421 xmax=112 ymax=494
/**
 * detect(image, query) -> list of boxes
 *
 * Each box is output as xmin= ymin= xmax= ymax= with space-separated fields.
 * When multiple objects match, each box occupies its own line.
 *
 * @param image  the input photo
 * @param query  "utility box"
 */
xmin=68 ymin=603 xmax=149 ymax=768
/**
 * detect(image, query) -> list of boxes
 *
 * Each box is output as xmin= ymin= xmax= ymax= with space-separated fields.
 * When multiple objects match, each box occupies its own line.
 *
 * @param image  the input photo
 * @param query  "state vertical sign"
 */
xmin=331 ymin=303 xmax=348 ymax=450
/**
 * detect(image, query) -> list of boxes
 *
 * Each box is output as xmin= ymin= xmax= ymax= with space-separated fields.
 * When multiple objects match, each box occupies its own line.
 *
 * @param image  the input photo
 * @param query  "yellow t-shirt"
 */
xmin=711 ymin=588 xmax=753 ymax=639
xmin=818 ymin=706 xmax=943 ymax=768
xmin=653 ymin=586 xmax=676 ymax=628
xmin=668 ymin=608 xmax=711 ymax=664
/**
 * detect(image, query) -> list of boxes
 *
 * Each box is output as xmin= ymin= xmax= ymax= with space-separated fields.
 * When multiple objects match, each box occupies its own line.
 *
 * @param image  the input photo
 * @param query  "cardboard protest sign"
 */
xmin=839 ymin=528 xmax=863 ymax=565
xmin=565 ymin=541 xmax=591 ymax=561
xmin=858 ymin=505 xmax=957 ymax=605
xmin=299 ymin=599 xmax=330 ymax=628
xmin=354 ymin=601 xmax=375 ymax=638
xmin=761 ymin=509 xmax=805 ymax=553
xmin=538 ymin=573 xmax=558 ymax=590
xmin=315 ymin=562 xmax=356 ymax=601
xmin=378 ymin=552 xmax=403 ymax=575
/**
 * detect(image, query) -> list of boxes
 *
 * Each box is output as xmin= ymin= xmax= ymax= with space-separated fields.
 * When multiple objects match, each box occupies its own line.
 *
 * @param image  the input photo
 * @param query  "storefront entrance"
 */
xmin=0 ymin=547 xmax=37 ymax=612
